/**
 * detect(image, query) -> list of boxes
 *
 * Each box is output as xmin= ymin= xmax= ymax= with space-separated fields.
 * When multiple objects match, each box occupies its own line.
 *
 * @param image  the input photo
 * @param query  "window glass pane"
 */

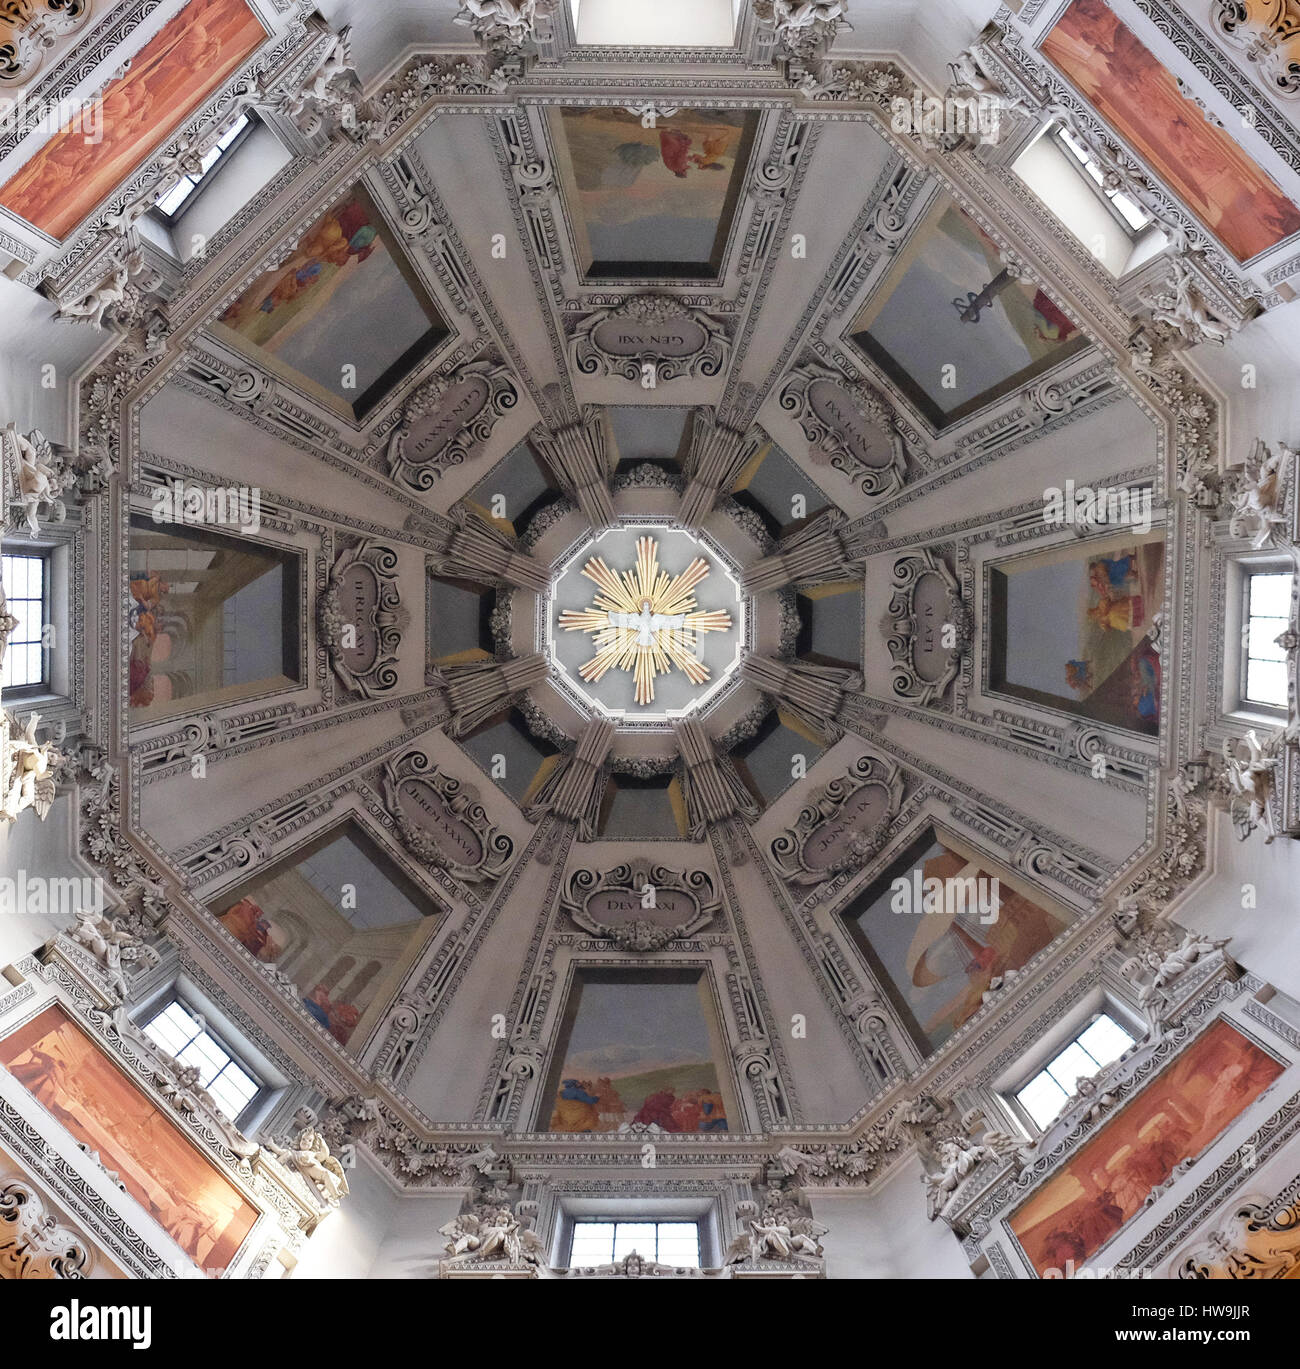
xmin=612 ymin=1222 xmax=656 ymax=1261
xmin=155 ymin=177 xmax=197 ymax=215
xmin=155 ymin=114 xmax=250 ymax=219
xmin=1246 ymin=658 xmax=1288 ymax=707
xmin=142 ymin=999 xmax=260 ymax=1119
xmin=1109 ymin=191 xmax=1150 ymax=231
xmin=1075 ymin=1013 xmax=1134 ymax=1067
xmin=1016 ymin=1072 xmax=1069 ymax=1129
xmin=1043 ymin=1040 xmax=1098 ymax=1092
xmin=569 ymin=1222 xmax=615 ymax=1264
xmin=570 ymin=1219 xmax=700 ymax=1267
xmin=1248 ymin=616 xmax=1287 ymax=662
xmin=143 ymin=1011 xmax=194 ymax=1057
xmin=1250 ymin=572 xmax=1292 ymax=619
xmin=655 ymin=1222 xmax=701 ymax=1267
xmin=207 ymin=1063 xmax=259 ymax=1119
xmin=2 ymin=553 xmax=48 ymax=688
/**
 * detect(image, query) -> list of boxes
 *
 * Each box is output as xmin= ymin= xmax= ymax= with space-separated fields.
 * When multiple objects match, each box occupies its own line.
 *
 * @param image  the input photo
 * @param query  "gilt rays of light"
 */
xmin=558 ymin=536 xmax=732 ymax=706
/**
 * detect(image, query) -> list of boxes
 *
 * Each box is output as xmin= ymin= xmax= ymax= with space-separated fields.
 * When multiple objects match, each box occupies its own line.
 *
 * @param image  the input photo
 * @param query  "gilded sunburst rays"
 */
xmin=558 ymin=535 xmax=733 ymax=706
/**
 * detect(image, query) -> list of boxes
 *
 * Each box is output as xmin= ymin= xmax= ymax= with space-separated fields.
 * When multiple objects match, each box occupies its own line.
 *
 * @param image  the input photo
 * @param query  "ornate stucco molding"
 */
xmin=569 ymin=297 xmax=730 ymax=386
xmin=778 ymin=363 xmax=907 ymax=497
xmin=1209 ymin=0 xmax=1300 ymax=102
xmin=1178 ymin=1189 xmax=1300 ymax=1278
xmin=559 ymin=861 xmax=720 ymax=950
xmin=387 ymin=360 xmax=519 ymax=492
xmin=0 ymin=0 xmax=95 ymax=88
xmin=885 ymin=549 xmax=970 ymax=706
xmin=318 ymin=540 xmax=408 ymax=698
xmin=769 ymin=750 xmax=904 ymax=886
xmin=382 ymin=751 xmax=516 ymax=884
xmin=0 ymin=1179 xmax=92 ymax=1280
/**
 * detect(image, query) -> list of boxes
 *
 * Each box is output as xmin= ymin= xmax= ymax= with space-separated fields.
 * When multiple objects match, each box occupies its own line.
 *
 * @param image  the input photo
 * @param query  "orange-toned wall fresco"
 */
xmin=1009 ymin=1019 xmax=1284 ymax=1276
xmin=0 ymin=0 xmax=264 ymax=240
xmin=1041 ymin=0 xmax=1300 ymax=263
xmin=0 ymin=1004 xmax=259 ymax=1274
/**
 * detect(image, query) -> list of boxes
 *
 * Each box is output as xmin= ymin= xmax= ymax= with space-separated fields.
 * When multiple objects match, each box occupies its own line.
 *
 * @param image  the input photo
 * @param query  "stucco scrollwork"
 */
xmin=318 ymin=540 xmax=408 ymax=698
xmin=778 ymin=363 xmax=907 ymax=497
xmin=0 ymin=1180 xmax=92 ymax=1279
xmin=1211 ymin=0 xmax=1300 ymax=100
xmin=0 ymin=0 xmax=93 ymax=87
xmin=382 ymin=750 xmax=515 ymax=884
xmin=770 ymin=750 xmax=903 ymax=885
xmin=560 ymin=861 xmax=719 ymax=949
xmin=885 ymin=549 xmax=970 ymax=705
xmin=1178 ymin=1192 xmax=1300 ymax=1278
xmin=569 ymin=296 xmax=729 ymax=385
xmin=387 ymin=359 xmax=519 ymax=492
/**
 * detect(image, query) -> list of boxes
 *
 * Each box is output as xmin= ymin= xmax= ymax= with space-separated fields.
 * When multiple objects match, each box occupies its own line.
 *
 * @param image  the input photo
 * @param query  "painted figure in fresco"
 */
xmin=1087 ymin=570 xmax=1144 ymax=633
xmin=302 ymin=984 xmax=360 ymax=1045
xmin=1031 ymin=290 xmax=1078 ymax=343
xmin=217 ymin=896 xmax=282 ymax=960
xmin=690 ymin=133 xmax=732 ymax=170
xmin=220 ymin=198 xmax=379 ymax=329
xmin=1130 ymin=644 xmax=1161 ymax=724
xmin=128 ymin=569 xmax=170 ymax=708
xmin=656 ymin=126 xmax=732 ymax=179
xmin=633 ymin=1088 xmax=678 ymax=1129
xmin=1065 ymin=659 xmax=1093 ymax=693
xmin=696 ymin=1087 xmax=728 ymax=1131
xmin=594 ymin=1076 xmax=625 ymax=1128
xmin=550 ymin=1078 xmax=601 ymax=1132
xmin=659 ymin=128 xmax=693 ymax=177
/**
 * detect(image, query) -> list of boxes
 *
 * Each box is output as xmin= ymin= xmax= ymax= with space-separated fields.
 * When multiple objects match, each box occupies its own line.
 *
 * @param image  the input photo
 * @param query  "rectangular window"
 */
xmin=1054 ymin=125 xmax=1153 ymax=234
xmin=568 ymin=1220 xmax=701 ymax=1268
xmin=142 ymin=998 xmax=261 ymax=1122
xmin=1243 ymin=570 xmax=1293 ymax=709
xmin=153 ymin=114 xmax=252 ymax=220
xmin=1015 ymin=1012 xmax=1135 ymax=1129
xmin=2 ymin=552 xmax=49 ymax=691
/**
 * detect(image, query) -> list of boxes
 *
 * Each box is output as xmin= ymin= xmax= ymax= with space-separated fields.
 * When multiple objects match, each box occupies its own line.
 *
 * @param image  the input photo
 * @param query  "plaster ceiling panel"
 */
xmin=878 ymin=391 xmax=1158 ymax=542
xmin=877 ymin=710 xmax=1149 ymax=866
xmin=315 ymin=0 xmax=471 ymax=82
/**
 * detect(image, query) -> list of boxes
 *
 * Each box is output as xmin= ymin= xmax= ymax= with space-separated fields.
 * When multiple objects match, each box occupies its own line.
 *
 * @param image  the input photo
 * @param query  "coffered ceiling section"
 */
xmin=549 ymin=107 xmax=760 ymax=281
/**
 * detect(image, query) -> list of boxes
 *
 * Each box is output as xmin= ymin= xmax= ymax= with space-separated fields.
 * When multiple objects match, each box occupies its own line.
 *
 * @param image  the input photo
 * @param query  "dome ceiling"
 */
xmin=1 ymin=0 xmax=1296 ymax=1211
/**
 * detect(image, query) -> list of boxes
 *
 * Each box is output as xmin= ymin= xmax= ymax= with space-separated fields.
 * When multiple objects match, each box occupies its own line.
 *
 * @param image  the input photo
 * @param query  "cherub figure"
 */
xmin=1229 ymin=439 xmax=1293 ymax=550
xmin=6 ymin=425 xmax=71 ymax=536
xmin=266 ymin=1108 xmax=350 ymax=1204
xmin=56 ymin=262 xmax=130 ymax=330
xmin=440 ymin=1205 xmax=544 ymax=1264
xmin=70 ymin=907 xmax=156 ymax=999
xmin=289 ymin=28 xmax=359 ymax=135
xmin=455 ymin=0 xmax=547 ymax=48
xmin=1142 ymin=255 xmax=1237 ymax=346
xmin=1222 ymin=729 xmax=1280 ymax=841
xmin=2 ymin=713 xmax=60 ymax=823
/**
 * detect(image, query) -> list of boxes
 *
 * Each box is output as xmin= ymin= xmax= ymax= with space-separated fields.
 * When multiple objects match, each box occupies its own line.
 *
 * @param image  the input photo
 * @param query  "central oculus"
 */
xmin=548 ymin=524 xmax=744 ymax=722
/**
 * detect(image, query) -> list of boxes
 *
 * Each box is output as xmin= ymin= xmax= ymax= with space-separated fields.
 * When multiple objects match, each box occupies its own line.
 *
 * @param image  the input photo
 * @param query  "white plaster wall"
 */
xmin=0 ymin=795 xmax=93 ymax=966
xmin=288 ymin=1154 xmax=399 ymax=1279
xmin=1178 ymin=809 xmax=1300 ymax=1006
xmin=366 ymin=1190 xmax=466 ymax=1278
xmin=812 ymin=1153 xmax=975 ymax=1278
